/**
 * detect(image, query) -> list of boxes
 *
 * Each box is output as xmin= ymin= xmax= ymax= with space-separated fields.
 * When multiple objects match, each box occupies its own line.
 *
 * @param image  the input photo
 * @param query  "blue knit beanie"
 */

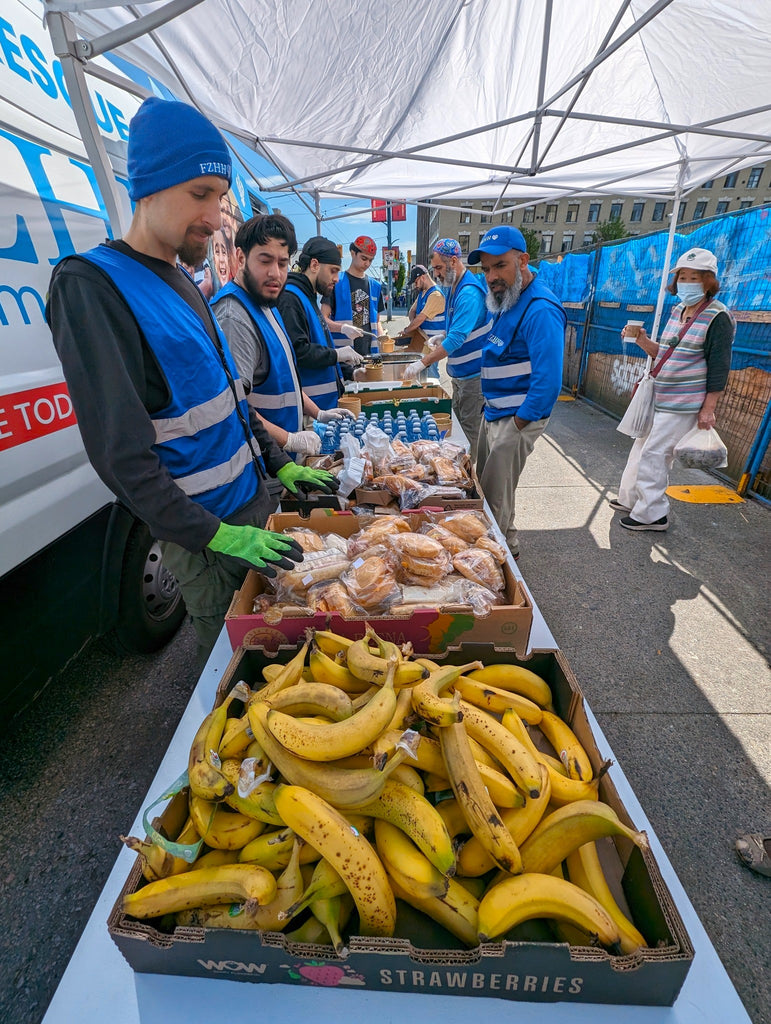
xmin=127 ymin=98 xmax=232 ymax=201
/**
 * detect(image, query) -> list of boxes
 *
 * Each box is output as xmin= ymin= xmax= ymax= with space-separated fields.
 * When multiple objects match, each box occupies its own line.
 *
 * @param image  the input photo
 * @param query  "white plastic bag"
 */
xmin=674 ymin=426 xmax=728 ymax=470
xmin=617 ymin=374 xmax=655 ymax=438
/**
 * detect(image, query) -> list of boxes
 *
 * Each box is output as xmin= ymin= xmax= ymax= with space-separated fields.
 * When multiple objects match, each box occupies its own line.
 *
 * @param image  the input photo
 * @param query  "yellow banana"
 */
xmin=308 ymin=646 xmax=370 ymax=693
xmin=454 ymin=675 xmax=543 ymax=724
xmin=350 ymin=684 xmax=380 ymax=710
xmin=121 ymin=817 xmax=200 ymax=883
xmin=456 ymin=764 xmax=551 ymax=877
xmin=220 ymin=759 xmax=283 ymax=825
xmin=218 ymin=713 xmax=254 ymax=761
xmin=374 ymin=820 xmax=449 ymax=899
xmin=459 ymin=700 xmax=542 ymax=799
xmin=411 ymin=661 xmax=483 ymax=727
xmin=254 ymin=641 xmax=310 ymax=701
xmin=310 ymin=892 xmax=355 ymax=953
xmin=346 ymin=629 xmax=426 ymax=686
xmin=454 ymin=875 xmax=488 ymax=900
xmin=376 ymin=686 xmax=417 ymax=747
xmin=389 ymin=873 xmax=479 ymax=948
xmin=312 ymin=629 xmax=354 ymax=660
xmin=238 ymin=826 xmax=321 ymax=870
xmin=537 ymin=709 xmax=593 ymax=781
xmin=282 ymin=857 xmax=348 ymax=922
xmin=467 ymin=664 xmax=553 ymax=708
xmin=188 ymin=792 xmax=265 ymax=850
xmin=265 ymin=657 xmax=397 ymax=761
xmin=334 ymin=755 xmax=425 ymax=794
xmin=267 ymin=681 xmax=354 ymax=721
xmin=423 ymin=763 xmax=524 ymax=809
xmin=565 ymin=842 xmax=647 ymax=954
xmin=519 ymin=800 xmax=648 ymax=876
xmin=434 ymin=797 xmax=472 ymax=840
xmin=439 ymin=720 xmax=522 ymax=874
xmin=349 ymin=779 xmax=455 ymax=874
xmin=188 ymin=685 xmax=246 ymax=801
xmin=123 ymin=863 xmax=277 ymax=919
xmin=191 ymin=849 xmax=239 ymax=870
xmin=261 ymin=663 xmax=284 ymax=684
xmin=284 ymin=915 xmax=329 ymax=945
xmin=502 ymin=710 xmax=599 ymax=806
xmin=478 ymin=872 xmax=621 ymax=949
xmin=273 ymin=784 xmax=397 ymax=937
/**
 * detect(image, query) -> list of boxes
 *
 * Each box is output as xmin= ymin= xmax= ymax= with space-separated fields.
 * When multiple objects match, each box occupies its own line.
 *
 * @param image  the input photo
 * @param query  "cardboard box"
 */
xmin=352 ymin=383 xmax=452 ymax=416
xmin=108 ymin=645 xmax=693 ymax=1006
xmin=225 ymin=509 xmax=532 ymax=655
xmin=354 ymin=456 xmax=484 ymax=512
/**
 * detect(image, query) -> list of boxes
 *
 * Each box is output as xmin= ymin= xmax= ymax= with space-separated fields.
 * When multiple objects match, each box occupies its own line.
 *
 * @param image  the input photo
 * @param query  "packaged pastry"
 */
xmin=419 ymin=523 xmax=469 ymax=556
xmin=391 ymin=532 xmax=451 ymax=582
xmin=279 ymin=550 xmax=351 ymax=598
xmin=410 ymin=440 xmax=444 ymax=462
xmin=428 ymin=455 xmax=470 ymax=488
xmin=342 ymin=555 xmax=401 ymax=610
xmin=347 ymin=515 xmax=411 ymax=556
xmin=476 ymin=535 xmax=508 ymax=564
xmin=371 ymin=474 xmax=425 ymax=499
xmin=441 ymin=510 xmax=489 ymax=542
xmin=284 ymin=527 xmax=326 ymax=553
xmin=452 ymin=547 xmax=505 ymax=592
xmin=307 ymin=580 xmax=363 ymax=616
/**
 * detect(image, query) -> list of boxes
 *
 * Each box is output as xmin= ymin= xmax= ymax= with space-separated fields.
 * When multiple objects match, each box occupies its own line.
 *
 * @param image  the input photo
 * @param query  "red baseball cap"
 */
xmin=352 ymin=235 xmax=377 ymax=257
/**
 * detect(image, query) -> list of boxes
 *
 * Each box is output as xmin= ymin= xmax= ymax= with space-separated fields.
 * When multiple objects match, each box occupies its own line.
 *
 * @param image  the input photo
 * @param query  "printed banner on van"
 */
xmin=0 ymin=382 xmax=77 ymax=452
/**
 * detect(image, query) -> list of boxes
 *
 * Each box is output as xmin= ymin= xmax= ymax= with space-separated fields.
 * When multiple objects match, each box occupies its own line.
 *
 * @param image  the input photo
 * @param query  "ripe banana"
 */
xmin=423 ymin=762 xmax=524 ymax=809
xmin=439 ymin=720 xmax=523 ymax=874
xmin=188 ymin=792 xmax=266 ymax=850
xmin=309 ymin=645 xmax=369 ymax=693
xmin=346 ymin=628 xmax=426 ymax=686
xmin=478 ymin=872 xmax=621 ymax=950
xmin=273 ymin=784 xmax=397 ymax=937
xmin=255 ymin=640 xmax=310 ymax=701
xmin=467 ymin=664 xmax=553 ymax=708
xmin=282 ymin=857 xmax=348 ymax=921
xmin=410 ymin=661 xmax=483 ymax=727
xmin=238 ymin=826 xmax=321 ymax=870
xmin=434 ymin=797 xmax=472 ymax=839
xmin=456 ymin=764 xmax=551 ymax=877
xmin=459 ymin=700 xmax=542 ymax=799
xmin=267 ymin=681 xmax=354 ymax=721
xmin=283 ymin=914 xmax=329 ymax=945
xmin=374 ymin=820 xmax=449 ymax=899
xmin=218 ymin=713 xmax=254 ymax=761
xmin=310 ymin=892 xmax=355 ymax=953
xmin=454 ymin=675 xmax=543 ymax=724
xmin=350 ymin=779 xmax=455 ymax=874
xmin=312 ymin=629 xmax=354 ymax=660
xmin=335 ymin=755 xmax=425 ymax=794
xmin=537 ymin=709 xmax=593 ymax=781
xmin=188 ymin=686 xmax=246 ymax=801
xmin=191 ymin=848 xmax=239 ymax=870
xmin=123 ymin=863 xmax=277 ymax=919
xmin=220 ymin=759 xmax=283 ymax=825
xmin=265 ymin=657 xmax=397 ymax=761
xmin=519 ymin=800 xmax=648 ymax=876
xmin=389 ymin=873 xmax=479 ymax=948
xmin=565 ymin=841 xmax=647 ymax=954
xmin=121 ymin=816 xmax=200 ymax=883
xmin=502 ymin=710 xmax=600 ymax=806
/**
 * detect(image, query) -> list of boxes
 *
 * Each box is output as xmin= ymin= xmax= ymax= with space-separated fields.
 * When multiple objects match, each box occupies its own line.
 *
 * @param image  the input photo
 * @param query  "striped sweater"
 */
xmin=654 ymin=299 xmax=730 ymax=413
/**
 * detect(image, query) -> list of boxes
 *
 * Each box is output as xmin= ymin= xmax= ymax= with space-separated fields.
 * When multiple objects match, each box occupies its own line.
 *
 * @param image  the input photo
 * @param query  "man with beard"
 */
xmin=404 ymin=238 xmax=491 ymax=463
xmin=469 ymin=226 xmax=566 ymax=560
xmin=212 ymin=214 xmax=355 ymax=468
xmin=277 ymin=236 xmax=364 ymax=409
xmin=46 ymin=98 xmax=336 ymax=659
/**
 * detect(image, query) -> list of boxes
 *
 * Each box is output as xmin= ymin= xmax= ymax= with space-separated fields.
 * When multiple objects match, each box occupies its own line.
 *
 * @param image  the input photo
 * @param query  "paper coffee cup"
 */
xmin=625 ymin=319 xmax=644 ymax=338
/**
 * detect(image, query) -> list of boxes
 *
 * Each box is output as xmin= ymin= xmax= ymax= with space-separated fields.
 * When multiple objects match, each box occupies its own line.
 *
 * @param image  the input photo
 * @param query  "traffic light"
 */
xmin=407 ymin=250 xmax=412 ymax=264
xmin=336 ymin=244 xmax=343 ymax=258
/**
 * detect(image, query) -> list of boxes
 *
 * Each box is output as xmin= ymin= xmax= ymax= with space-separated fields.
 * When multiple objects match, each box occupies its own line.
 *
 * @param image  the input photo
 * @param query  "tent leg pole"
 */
xmin=649 ymin=160 xmax=686 ymax=345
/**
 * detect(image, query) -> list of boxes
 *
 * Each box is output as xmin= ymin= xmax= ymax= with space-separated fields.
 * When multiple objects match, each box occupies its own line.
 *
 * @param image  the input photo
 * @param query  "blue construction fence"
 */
xmin=538 ymin=205 xmax=771 ymax=499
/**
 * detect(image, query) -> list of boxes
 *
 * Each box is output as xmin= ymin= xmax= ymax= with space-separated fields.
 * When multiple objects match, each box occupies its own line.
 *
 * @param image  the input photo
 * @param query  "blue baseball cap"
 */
xmin=468 ymin=225 xmax=528 ymax=264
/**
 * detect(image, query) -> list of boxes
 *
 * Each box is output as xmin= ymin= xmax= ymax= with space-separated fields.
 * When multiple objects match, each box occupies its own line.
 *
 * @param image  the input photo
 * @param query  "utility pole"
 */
xmin=314 ymin=190 xmax=322 ymax=235
xmin=386 ymin=201 xmax=393 ymax=322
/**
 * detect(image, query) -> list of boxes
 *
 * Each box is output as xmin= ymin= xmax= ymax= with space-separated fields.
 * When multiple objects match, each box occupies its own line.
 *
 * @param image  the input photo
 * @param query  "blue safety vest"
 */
xmin=415 ymin=285 xmax=446 ymax=337
xmin=481 ymin=275 xmax=566 ymax=421
xmin=445 ymin=271 xmax=490 ymax=379
xmin=80 ymin=245 xmax=260 ymax=518
xmin=330 ymin=272 xmax=382 ymax=347
xmin=211 ymin=282 xmax=303 ymax=444
xmin=283 ymin=281 xmax=342 ymax=410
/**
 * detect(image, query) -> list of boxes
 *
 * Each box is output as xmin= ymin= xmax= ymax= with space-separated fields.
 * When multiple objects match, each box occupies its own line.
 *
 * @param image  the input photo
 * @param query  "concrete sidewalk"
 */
xmin=513 ymin=396 xmax=770 ymax=1023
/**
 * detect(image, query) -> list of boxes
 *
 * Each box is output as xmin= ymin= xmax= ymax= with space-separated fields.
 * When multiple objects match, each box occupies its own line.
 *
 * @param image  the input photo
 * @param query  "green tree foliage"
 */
xmin=520 ymin=227 xmax=541 ymax=262
xmin=395 ymin=255 xmax=406 ymax=295
xmin=592 ymin=216 xmax=629 ymax=242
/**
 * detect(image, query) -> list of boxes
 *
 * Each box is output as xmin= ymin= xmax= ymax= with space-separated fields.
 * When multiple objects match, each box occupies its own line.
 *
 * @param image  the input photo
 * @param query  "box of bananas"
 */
xmin=109 ymin=631 xmax=693 ymax=1005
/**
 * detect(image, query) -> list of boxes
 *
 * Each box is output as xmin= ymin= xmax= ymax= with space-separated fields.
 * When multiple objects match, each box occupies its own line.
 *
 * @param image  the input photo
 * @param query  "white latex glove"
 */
xmin=402 ymin=360 xmax=425 ymax=382
xmin=336 ymin=345 xmax=365 ymax=367
xmin=340 ymin=323 xmax=364 ymax=340
xmin=425 ymin=333 xmax=445 ymax=350
xmin=283 ymin=430 xmax=322 ymax=456
xmin=317 ymin=407 xmax=356 ymax=423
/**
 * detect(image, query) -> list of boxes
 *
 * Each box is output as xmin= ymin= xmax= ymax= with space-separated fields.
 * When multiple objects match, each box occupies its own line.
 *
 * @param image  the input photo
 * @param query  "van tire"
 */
xmin=114 ymin=522 xmax=186 ymax=653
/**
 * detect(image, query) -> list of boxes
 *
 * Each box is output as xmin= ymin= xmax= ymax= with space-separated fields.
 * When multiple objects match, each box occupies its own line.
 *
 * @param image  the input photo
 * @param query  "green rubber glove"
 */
xmin=277 ymin=462 xmax=339 ymax=496
xmin=206 ymin=523 xmax=303 ymax=577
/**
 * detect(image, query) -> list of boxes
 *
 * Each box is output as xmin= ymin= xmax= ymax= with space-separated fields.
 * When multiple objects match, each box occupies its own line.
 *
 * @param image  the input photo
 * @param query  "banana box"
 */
xmin=351 ymin=382 xmax=452 ymax=416
xmin=224 ymin=509 xmax=532 ymax=655
xmin=107 ymin=644 xmax=693 ymax=1006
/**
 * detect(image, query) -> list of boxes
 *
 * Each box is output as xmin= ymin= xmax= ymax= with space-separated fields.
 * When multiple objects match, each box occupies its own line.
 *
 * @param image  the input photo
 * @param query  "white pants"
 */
xmin=618 ymin=410 xmax=698 ymax=523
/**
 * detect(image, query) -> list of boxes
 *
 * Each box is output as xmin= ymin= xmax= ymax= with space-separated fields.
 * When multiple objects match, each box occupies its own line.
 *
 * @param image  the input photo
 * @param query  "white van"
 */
xmin=0 ymin=0 xmax=265 ymax=715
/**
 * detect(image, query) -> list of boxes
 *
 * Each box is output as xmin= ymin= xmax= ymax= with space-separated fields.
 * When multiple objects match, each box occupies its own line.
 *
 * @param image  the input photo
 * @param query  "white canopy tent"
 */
xmin=42 ymin=0 xmax=771 ymax=338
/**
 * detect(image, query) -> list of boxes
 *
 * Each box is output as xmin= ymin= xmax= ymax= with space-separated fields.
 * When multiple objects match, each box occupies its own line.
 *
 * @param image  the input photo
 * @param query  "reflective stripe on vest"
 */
xmin=330 ymin=273 xmax=381 ymax=346
xmin=211 ymin=282 xmax=303 ymax=434
xmin=283 ymin=281 xmax=342 ymax=410
xmin=416 ymin=286 xmax=446 ymax=336
xmin=445 ymin=272 xmax=490 ymax=378
xmin=79 ymin=245 xmax=260 ymax=517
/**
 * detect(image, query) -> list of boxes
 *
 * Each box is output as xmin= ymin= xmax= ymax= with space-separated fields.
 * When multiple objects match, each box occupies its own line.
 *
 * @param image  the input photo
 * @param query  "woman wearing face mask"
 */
xmin=609 ymin=247 xmax=734 ymax=531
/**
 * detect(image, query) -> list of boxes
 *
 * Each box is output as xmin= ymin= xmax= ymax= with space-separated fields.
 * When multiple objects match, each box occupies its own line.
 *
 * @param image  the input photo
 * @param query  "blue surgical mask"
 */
xmin=676 ymin=282 xmax=704 ymax=306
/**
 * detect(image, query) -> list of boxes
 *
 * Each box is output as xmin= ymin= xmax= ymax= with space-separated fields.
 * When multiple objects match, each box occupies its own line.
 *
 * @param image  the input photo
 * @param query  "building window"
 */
xmin=583 ymin=232 xmax=595 ymax=246
xmin=694 ymin=201 xmax=708 ymax=220
xmin=652 ymin=202 xmax=666 ymax=221
xmin=561 ymin=234 xmax=574 ymax=252
xmin=678 ymin=201 xmax=687 ymax=222
xmin=609 ymin=202 xmax=623 ymax=220
xmin=459 ymin=204 xmax=471 ymax=224
xmin=458 ymin=233 xmax=470 ymax=254
xmin=480 ymin=205 xmax=493 ymax=224
xmin=739 ymin=200 xmax=753 ymax=209
xmin=545 ymin=205 xmax=557 ymax=223
xmin=500 ymin=210 xmax=513 ymax=223
xmin=715 ymin=200 xmax=729 ymax=215
xmin=478 ymin=232 xmax=488 ymax=245
xmin=565 ymin=204 xmax=580 ymax=223
xmin=747 ymin=167 xmax=763 ymax=188
xmin=723 ymin=172 xmax=738 ymax=188
xmin=702 ymin=179 xmax=714 ymax=189
xmin=630 ymin=201 xmax=645 ymax=222
xmin=587 ymin=202 xmax=601 ymax=223
xmin=540 ymin=234 xmax=553 ymax=254
xmin=522 ymin=206 xmax=535 ymax=223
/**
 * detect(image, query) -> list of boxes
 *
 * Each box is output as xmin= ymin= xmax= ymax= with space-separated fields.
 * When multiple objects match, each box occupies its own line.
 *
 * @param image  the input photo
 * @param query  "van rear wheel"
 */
xmin=115 ymin=523 xmax=186 ymax=652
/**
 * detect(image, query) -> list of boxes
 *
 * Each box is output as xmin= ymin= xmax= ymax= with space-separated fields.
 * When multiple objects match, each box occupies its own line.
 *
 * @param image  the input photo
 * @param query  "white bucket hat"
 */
xmin=673 ymin=247 xmax=718 ymax=273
